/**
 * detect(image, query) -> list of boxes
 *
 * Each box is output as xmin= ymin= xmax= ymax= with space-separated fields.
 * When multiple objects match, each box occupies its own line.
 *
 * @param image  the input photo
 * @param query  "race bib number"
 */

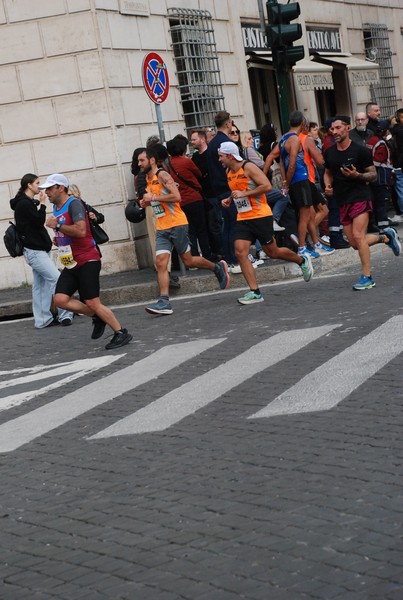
xmin=58 ymin=245 xmax=77 ymax=269
xmin=233 ymin=196 xmax=252 ymax=213
xmin=151 ymin=201 xmax=165 ymax=218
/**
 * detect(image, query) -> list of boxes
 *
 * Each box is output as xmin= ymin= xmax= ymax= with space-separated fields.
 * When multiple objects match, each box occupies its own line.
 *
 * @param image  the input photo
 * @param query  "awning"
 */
xmin=292 ymin=59 xmax=333 ymax=91
xmin=246 ymin=51 xmax=273 ymax=69
xmin=312 ymin=53 xmax=379 ymax=87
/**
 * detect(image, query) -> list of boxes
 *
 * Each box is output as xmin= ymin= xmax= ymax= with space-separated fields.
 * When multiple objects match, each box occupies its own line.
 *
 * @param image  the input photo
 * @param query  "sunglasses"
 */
xmin=230 ymin=130 xmax=239 ymax=135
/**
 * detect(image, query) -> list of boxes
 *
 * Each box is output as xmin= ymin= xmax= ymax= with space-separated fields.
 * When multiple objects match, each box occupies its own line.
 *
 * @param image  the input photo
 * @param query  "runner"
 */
xmin=138 ymin=146 xmax=230 ymax=315
xmin=218 ymin=142 xmax=313 ymax=305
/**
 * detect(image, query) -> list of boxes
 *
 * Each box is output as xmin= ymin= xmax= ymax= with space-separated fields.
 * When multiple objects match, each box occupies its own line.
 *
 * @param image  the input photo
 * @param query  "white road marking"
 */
xmin=249 ymin=315 xmax=403 ymax=419
xmin=89 ymin=325 xmax=339 ymax=439
xmin=0 ymin=357 xmax=124 ymax=411
xmin=0 ymin=339 xmax=223 ymax=453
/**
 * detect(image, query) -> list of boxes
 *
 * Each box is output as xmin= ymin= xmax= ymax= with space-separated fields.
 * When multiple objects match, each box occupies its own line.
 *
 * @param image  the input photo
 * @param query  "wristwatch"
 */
xmin=55 ymin=223 xmax=61 ymax=232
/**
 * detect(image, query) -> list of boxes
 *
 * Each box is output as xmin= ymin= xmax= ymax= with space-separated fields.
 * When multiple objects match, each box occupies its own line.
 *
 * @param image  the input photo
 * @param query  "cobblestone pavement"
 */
xmin=0 ymin=251 xmax=402 ymax=600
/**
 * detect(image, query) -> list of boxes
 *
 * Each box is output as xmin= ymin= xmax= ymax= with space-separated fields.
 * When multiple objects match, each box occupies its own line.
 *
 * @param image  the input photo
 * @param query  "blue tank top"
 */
xmin=279 ymin=132 xmax=308 ymax=184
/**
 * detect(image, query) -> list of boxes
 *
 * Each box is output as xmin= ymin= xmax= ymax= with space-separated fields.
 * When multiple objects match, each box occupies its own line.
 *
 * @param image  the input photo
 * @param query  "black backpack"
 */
xmin=3 ymin=221 xmax=24 ymax=257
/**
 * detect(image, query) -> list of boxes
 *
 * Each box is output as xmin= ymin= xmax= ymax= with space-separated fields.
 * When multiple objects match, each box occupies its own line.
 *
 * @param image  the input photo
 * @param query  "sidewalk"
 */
xmin=0 ymin=246 xmax=372 ymax=319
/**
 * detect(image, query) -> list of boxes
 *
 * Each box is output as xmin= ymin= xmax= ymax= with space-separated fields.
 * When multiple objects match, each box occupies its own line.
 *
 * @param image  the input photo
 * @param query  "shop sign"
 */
xmin=307 ymin=27 xmax=341 ymax=53
xmin=241 ymin=23 xmax=268 ymax=52
xmin=295 ymin=72 xmax=334 ymax=91
xmin=119 ymin=0 xmax=150 ymax=16
xmin=349 ymin=69 xmax=379 ymax=87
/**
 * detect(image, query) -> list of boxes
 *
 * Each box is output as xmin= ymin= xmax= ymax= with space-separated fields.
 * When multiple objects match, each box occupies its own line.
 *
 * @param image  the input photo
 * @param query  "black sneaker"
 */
xmin=105 ymin=328 xmax=132 ymax=350
xmin=91 ymin=315 xmax=106 ymax=339
xmin=60 ymin=318 xmax=73 ymax=327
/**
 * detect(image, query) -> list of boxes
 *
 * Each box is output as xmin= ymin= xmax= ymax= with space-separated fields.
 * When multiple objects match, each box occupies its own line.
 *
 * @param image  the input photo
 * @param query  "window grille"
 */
xmin=363 ymin=23 xmax=397 ymax=116
xmin=168 ymin=8 xmax=225 ymax=132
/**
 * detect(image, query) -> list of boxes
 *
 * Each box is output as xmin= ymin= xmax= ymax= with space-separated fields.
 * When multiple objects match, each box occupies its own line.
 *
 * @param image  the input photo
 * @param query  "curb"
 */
xmin=0 ymin=246 xmax=378 ymax=320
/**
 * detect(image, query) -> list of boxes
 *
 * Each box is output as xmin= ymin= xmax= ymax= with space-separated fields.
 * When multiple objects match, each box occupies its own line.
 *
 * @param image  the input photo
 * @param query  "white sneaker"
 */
xmin=259 ymin=251 xmax=269 ymax=260
xmin=290 ymin=234 xmax=299 ymax=247
xmin=231 ymin=264 xmax=242 ymax=274
xmin=392 ymin=214 xmax=403 ymax=223
xmin=319 ymin=235 xmax=331 ymax=246
xmin=248 ymin=254 xmax=259 ymax=269
xmin=273 ymin=220 xmax=285 ymax=232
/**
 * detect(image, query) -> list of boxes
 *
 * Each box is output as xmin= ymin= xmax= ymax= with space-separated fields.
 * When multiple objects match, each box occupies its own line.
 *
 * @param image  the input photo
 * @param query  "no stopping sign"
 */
xmin=142 ymin=52 xmax=170 ymax=104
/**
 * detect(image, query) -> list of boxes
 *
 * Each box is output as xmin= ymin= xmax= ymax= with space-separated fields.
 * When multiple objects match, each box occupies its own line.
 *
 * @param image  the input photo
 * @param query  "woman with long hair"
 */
xmin=10 ymin=174 xmax=73 ymax=328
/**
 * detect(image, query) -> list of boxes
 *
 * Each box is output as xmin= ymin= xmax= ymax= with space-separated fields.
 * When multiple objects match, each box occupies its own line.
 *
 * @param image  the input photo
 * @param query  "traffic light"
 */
xmin=266 ymin=0 xmax=304 ymax=69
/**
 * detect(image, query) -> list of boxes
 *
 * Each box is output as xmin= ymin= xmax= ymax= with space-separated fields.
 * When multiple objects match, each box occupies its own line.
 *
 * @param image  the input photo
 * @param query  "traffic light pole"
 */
xmin=275 ymin=66 xmax=290 ymax=134
xmin=266 ymin=0 xmax=304 ymax=133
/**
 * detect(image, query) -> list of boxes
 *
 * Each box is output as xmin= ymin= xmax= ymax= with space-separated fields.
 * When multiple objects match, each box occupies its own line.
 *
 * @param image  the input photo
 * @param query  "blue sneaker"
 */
xmin=215 ymin=260 xmax=230 ymax=289
xmin=145 ymin=298 xmax=173 ymax=315
xmin=298 ymin=247 xmax=320 ymax=259
xmin=315 ymin=243 xmax=335 ymax=256
xmin=353 ymin=275 xmax=376 ymax=291
xmin=384 ymin=227 xmax=401 ymax=256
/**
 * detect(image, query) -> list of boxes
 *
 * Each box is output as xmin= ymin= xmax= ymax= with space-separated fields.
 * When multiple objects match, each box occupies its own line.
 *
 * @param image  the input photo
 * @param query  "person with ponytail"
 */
xmin=10 ymin=173 xmax=74 ymax=328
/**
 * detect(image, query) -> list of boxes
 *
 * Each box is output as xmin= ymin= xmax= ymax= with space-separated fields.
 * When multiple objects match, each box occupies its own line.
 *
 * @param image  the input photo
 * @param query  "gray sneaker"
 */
xmin=214 ymin=260 xmax=230 ymax=289
xmin=300 ymin=254 xmax=313 ymax=282
xmin=145 ymin=298 xmax=173 ymax=315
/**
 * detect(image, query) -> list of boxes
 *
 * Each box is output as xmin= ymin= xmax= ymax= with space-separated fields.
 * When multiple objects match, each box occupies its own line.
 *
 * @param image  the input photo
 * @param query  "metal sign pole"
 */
xmin=155 ymin=104 xmax=166 ymax=144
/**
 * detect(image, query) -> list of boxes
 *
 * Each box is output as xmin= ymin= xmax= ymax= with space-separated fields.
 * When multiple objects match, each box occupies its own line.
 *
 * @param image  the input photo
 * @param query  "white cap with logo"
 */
xmin=38 ymin=174 xmax=69 ymax=189
xmin=218 ymin=141 xmax=243 ymax=162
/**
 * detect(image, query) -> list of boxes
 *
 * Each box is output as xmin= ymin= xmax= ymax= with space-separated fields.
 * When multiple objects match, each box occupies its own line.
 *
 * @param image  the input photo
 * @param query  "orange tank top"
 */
xmin=227 ymin=162 xmax=272 ymax=221
xmin=147 ymin=169 xmax=188 ymax=230
xmin=298 ymin=133 xmax=315 ymax=183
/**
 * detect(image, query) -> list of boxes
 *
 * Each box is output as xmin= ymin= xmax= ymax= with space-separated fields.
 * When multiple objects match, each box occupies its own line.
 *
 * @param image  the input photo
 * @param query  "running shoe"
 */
xmin=384 ymin=227 xmax=401 ymax=256
xmin=91 ymin=315 xmax=106 ymax=339
xmin=315 ymin=243 xmax=335 ymax=256
xmin=290 ymin=234 xmax=299 ymax=247
xmin=273 ymin=220 xmax=285 ymax=231
xmin=214 ymin=260 xmax=230 ymax=289
xmin=352 ymin=275 xmax=376 ymax=291
xmin=230 ymin=264 xmax=242 ymax=274
xmin=300 ymin=254 xmax=313 ymax=282
xmin=105 ymin=328 xmax=132 ymax=350
xmin=319 ymin=235 xmax=331 ymax=247
xmin=248 ymin=253 xmax=259 ymax=269
xmin=237 ymin=291 xmax=264 ymax=305
xmin=298 ymin=246 xmax=320 ymax=259
xmin=145 ymin=298 xmax=173 ymax=315
xmin=259 ymin=251 xmax=269 ymax=260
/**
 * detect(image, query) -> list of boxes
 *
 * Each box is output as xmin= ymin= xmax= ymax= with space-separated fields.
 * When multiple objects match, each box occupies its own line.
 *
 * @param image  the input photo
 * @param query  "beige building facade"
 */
xmin=0 ymin=0 xmax=402 ymax=289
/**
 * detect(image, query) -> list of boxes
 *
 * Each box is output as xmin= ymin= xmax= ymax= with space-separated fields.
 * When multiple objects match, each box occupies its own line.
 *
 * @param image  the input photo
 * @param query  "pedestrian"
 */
xmin=218 ymin=141 xmax=313 ymax=305
xmin=166 ymin=136 xmax=212 ymax=260
xmin=349 ymin=112 xmax=372 ymax=146
xmin=390 ymin=108 xmax=403 ymax=222
xmin=42 ymin=173 xmax=132 ymax=349
xmin=324 ymin=116 xmax=400 ymax=290
xmin=366 ymin=102 xmax=381 ymax=133
xmin=241 ymin=131 xmax=264 ymax=168
xmin=10 ymin=173 xmax=74 ymax=329
xmin=138 ymin=147 xmax=230 ymax=315
xmin=190 ymin=128 xmax=224 ymax=261
xmin=366 ymin=120 xmax=394 ymax=231
xmin=206 ymin=111 xmax=239 ymax=271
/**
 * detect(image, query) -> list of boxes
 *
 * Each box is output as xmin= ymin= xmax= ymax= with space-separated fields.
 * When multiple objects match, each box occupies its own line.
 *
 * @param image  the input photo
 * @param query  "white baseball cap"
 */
xmin=38 ymin=173 xmax=69 ymax=189
xmin=218 ymin=141 xmax=243 ymax=161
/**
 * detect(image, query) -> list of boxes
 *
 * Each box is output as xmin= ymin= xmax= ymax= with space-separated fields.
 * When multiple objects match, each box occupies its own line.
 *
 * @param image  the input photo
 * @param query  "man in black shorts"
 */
xmin=42 ymin=173 xmax=132 ymax=349
xmin=218 ymin=142 xmax=313 ymax=305
xmin=324 ymin=117 xmax=400 ymax=290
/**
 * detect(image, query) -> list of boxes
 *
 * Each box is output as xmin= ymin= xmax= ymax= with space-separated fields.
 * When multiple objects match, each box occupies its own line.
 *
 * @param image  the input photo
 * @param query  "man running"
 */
xmin=138 ymin=147 xmax=230 ymax=315
xmin=218 ymin=141 xmax=313 ymax=305
xmin=324 ymin=115 xmax=400 ymax=290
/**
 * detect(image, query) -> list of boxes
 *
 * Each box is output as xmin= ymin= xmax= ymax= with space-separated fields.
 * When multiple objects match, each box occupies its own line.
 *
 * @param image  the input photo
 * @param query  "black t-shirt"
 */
xmin=324 ymin=140 xmax=373 ymax=205
xmin=192 ymin=149 xmax=214 ymax=198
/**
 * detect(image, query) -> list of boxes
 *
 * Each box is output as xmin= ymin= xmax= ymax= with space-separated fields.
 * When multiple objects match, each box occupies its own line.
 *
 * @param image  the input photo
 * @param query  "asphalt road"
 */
xmin=1 ymin=251 xmax=402 ymax=600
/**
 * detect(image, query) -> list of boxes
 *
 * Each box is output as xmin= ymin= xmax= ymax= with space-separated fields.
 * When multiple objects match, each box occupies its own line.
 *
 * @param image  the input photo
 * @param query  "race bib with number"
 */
xmin=151 ymin=201 xmax=165 ymax=218
xmin=57 ymin=245 xmax=77 ymax=269
xmin=233 ymin=196 xmax=252 ymax=213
